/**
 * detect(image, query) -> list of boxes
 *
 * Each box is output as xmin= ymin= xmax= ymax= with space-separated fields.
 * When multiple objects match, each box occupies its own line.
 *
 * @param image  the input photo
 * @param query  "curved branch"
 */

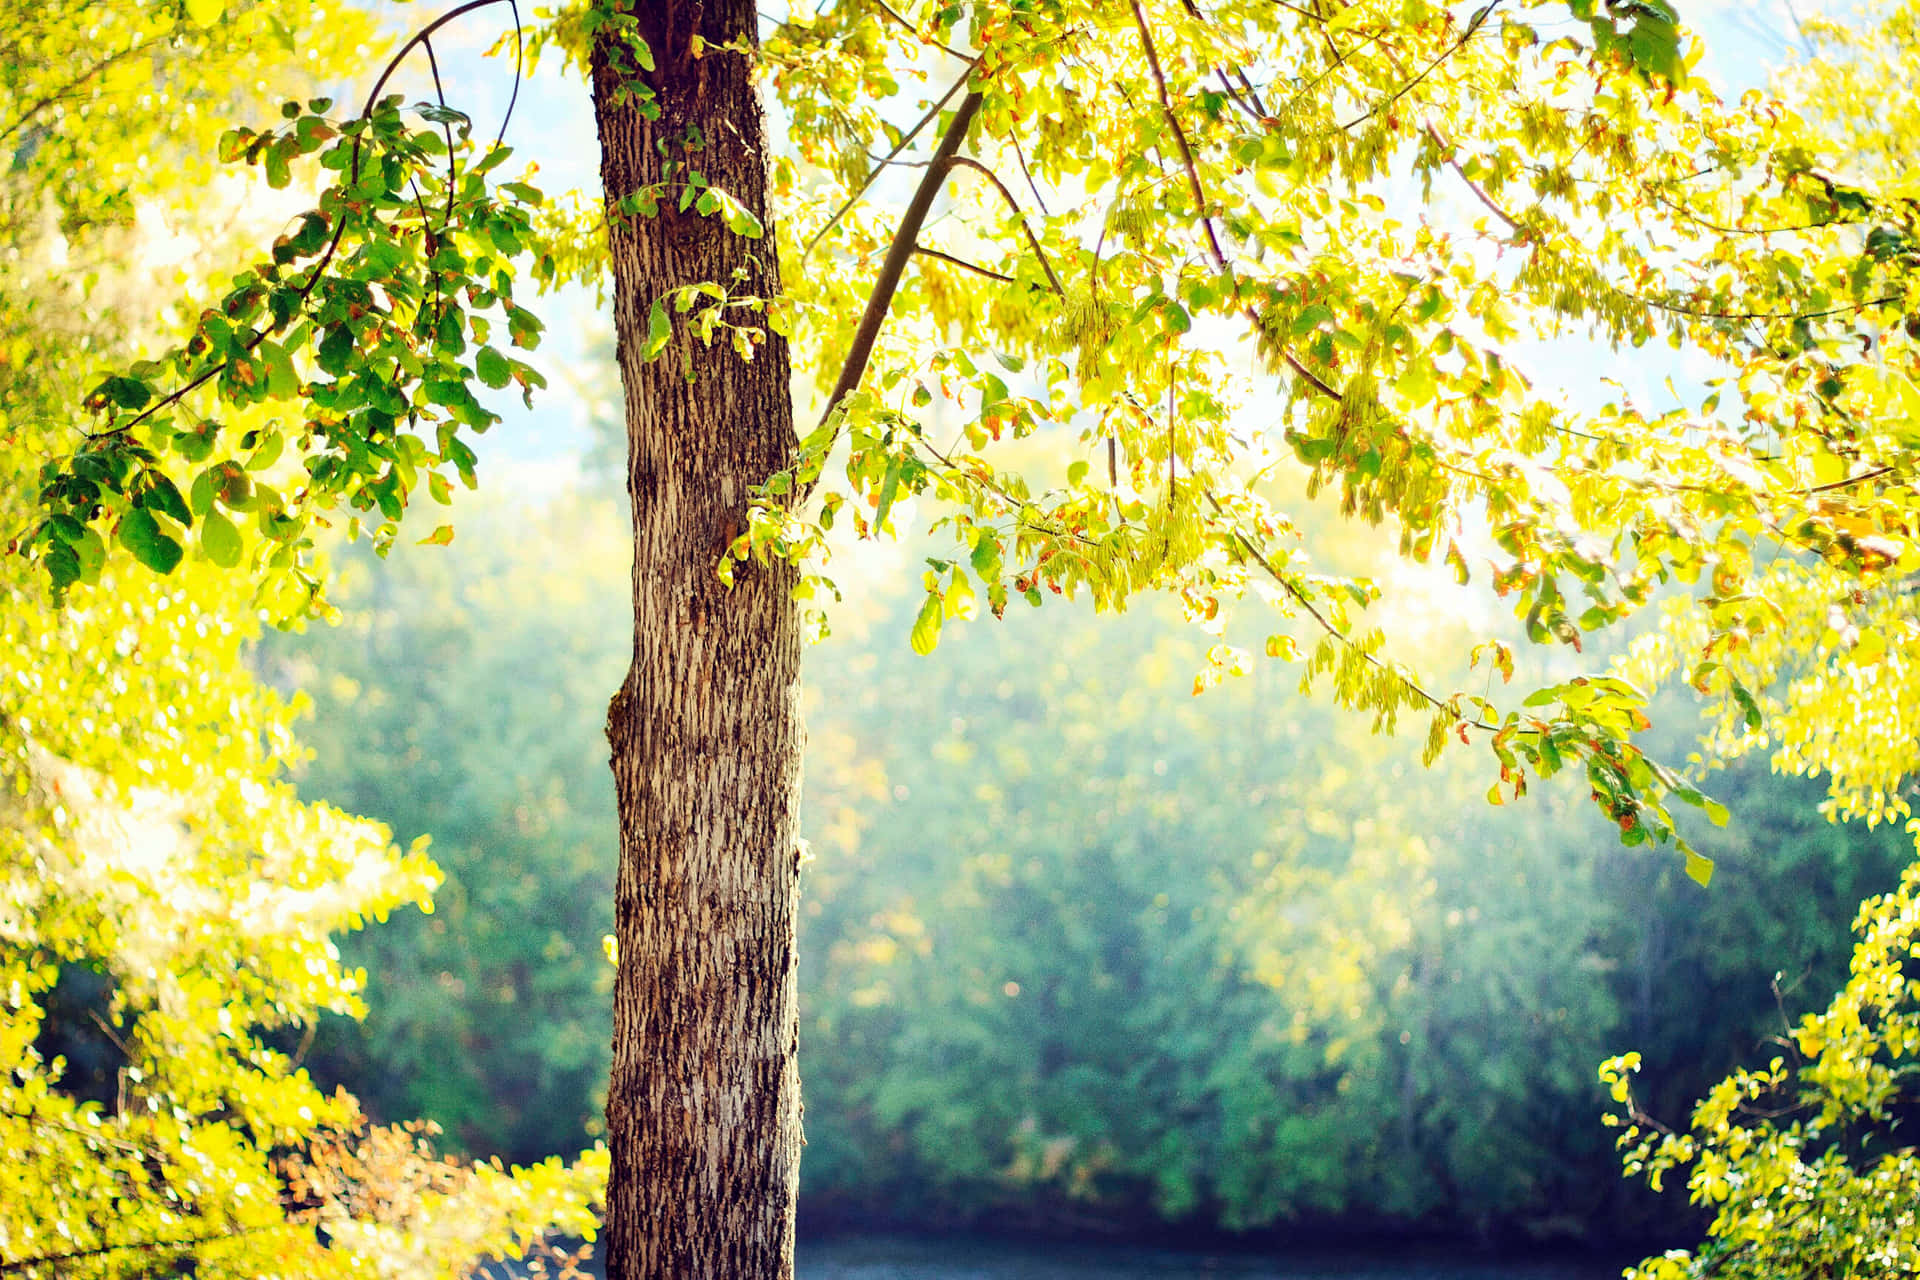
xmin=84 ymin=0 xmax=519 ymax=444
xmin=948 ymin=156 xmax=1064 ymax=294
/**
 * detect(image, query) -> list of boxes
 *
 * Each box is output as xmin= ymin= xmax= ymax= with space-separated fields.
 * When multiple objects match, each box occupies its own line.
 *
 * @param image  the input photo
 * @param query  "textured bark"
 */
xmin=591 ymin=3 xmax=803 ymax=1276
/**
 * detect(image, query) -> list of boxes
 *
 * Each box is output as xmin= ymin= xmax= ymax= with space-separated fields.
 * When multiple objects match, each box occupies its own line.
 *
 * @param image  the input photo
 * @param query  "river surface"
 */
xmin=795 ymin=1237 xmax=1629 ymax=1280
xmin=502 ymin=1234 xmax=1633 ymax=1278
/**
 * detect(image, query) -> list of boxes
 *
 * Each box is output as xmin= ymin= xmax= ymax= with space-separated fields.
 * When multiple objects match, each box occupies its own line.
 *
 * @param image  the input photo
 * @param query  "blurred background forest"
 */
xmin=267 ymin=408 xmax=1910 ymax=1252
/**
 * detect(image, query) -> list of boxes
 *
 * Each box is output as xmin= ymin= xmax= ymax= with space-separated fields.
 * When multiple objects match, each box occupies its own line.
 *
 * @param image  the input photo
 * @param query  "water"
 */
xmin=798 ymin=1237 xmax=1626 ymax=1280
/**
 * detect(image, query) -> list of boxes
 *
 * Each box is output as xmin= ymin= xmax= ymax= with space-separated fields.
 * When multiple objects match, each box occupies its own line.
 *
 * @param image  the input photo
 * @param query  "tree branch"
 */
xmin=948 ymin=156 xmax=1065 ymax=294
xmin=1126 ymin=1 xmax=1339 ymax=403
xmin=1337 ymin=2 xmax=1497 ymax=132
xmin=818 ymin=90 xmax=985 ymax=427
xmin=801 ymin=58 xmax=980 ymax=263
xmin=913 ymin=244 xmax=1014 ymax=282
xmin=1126 ymin=0 xmax=1230 ymax=272
xmin=1200 ymin=489 xmax=1490 ymax=727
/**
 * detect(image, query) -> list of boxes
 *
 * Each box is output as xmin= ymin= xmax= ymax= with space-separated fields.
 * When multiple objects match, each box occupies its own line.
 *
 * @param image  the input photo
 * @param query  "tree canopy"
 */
xmin=25 ymin=0 xmax=1920 ymax=883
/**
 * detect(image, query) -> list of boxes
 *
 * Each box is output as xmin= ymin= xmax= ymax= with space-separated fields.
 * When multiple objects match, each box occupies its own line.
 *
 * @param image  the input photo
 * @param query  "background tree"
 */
xmin=0 ymin=3 xmax=600 ymax=1275
xmin=21 ymin=1 xmax=1920 ymax=1277
xmin=270 ymin=478 xmax=1914 ymax=1248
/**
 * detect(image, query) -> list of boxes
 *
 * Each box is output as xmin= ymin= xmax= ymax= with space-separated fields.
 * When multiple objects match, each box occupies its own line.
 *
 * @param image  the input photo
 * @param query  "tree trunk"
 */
xmin=591 ymin=2 xmax=804 ymax=1275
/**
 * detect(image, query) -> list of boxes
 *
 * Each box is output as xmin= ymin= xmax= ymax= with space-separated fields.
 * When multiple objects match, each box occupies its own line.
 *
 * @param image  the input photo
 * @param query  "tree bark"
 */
xmin=591 ymin=3 xmax=804 ymax=1276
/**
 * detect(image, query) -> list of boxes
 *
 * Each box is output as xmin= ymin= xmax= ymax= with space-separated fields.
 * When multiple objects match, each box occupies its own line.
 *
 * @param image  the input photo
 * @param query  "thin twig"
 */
xmin=1007 ymin=129 xmax=1050 ymax=216
xmin=1201 ymin=488 xmax=1491 ymax=727
xmin=869 ymin=0 xmax=970 ymax=58
xmin=801 ymin=58 xmax=981 ymax=263
xmin=1336 ymin=2 xmax=1497 ymax=132
xmin=913 ymin=244 xmax=1015 ymax=282
xmin=1126 ymin=0 xmax=1230 ymax=271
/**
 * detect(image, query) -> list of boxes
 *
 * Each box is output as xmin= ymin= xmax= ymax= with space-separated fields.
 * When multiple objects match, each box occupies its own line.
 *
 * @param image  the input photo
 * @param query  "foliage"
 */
xmin=1602 ymin=845 xmax=1920 ymax=1279
xmin=1593 ymin=6 xmax=1920 ymax=1276
xmin=1612 ymin=0 xmax=1920 ymax=829
xmin=725 ymin=0 xmax=1920 ymax=882
xmin=18 ymin=0 xmax=1920 ymax=1267
xmin=28 ymin=0 xmax=1920 ymax=891
xmin=0 ymin=2 xmax=602 ymax=1274
xmin=28 ymin=3 xmax=551 ymax=618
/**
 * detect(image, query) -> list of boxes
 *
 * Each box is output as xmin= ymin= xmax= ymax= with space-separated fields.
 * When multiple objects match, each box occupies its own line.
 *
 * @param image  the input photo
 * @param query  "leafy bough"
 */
xmin=21 ymin=0 xmax=551 ymax=621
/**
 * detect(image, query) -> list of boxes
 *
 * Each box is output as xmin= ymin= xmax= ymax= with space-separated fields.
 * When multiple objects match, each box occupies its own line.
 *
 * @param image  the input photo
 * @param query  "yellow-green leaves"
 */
xmin=1609 ymin=845 xmax=1920 ymax=1278
xmin=31 ymin=86 xmax=549 ymax=614
xmin=910 ymin=591 xmax=944 ymax=655
xmin=754 ymin=0 xmax=1920 ymax=878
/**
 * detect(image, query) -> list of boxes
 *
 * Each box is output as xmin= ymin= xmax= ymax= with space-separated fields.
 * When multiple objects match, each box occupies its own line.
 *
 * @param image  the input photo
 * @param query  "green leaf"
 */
xmin=873 ymin=456 xmax=904 ymax=533
xmin=909 ymin=592 xmax=944 ymax=655
xmin=44 ymin=540 xmax=80 ymax=595
xmin=70 ymin=525 xmax=106 ymax=582
xmin=260 ymin=341 xmax=298 ymax=398
xmin=476 ymin=346 xmax=513 ymax=390
xmin=1683 ymin=848 xmax=1715 ymax=888
xmin=507 ymin=305 xmax=544 ymax=350
xmin=137 ymin=475 xmax=191 ymax=525
xmin=200 ymin=509 xmax=243 ymax=568
xmin=642 ymin=299 xmax=671 ymax=361
xmin=246 ymin=429 xmax=283 ymax=471
xmin=943 ymin=571 xmax=977 ymax=621
xmin=98 ymin=375 xmax=152 ymax=411
xmin=970 ymin=532 xmax=1001 ymax=579
xmin=119 ymin=507 xmax=184 ymax=574
xmin=317 ymin=324 xmax=355 ymax=375
xmin=1394 ymin=361 xmax=1435 ymax=408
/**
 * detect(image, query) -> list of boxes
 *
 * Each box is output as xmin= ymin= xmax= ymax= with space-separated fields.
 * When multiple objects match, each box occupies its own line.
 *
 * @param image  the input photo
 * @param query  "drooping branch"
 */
xmin=818 ymin=90 xmax=985 ymax=427
xmin=1200 ymin=488 xmax=1493 ymax=728
xmin=948 ymin=156 xmax=1065 ymax=294
xmin=88 ymin=0 xmax=522 ymax=444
